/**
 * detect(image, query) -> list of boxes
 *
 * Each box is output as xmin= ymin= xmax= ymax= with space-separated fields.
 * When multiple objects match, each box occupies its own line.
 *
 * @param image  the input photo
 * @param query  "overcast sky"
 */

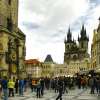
xmin=18 ymin=0 xmax=100 ymax=64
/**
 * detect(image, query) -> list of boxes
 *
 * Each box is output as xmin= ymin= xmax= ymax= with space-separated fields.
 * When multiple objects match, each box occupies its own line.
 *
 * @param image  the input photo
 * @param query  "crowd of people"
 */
xmin=0 ymin=74 xmax=100 ymax=100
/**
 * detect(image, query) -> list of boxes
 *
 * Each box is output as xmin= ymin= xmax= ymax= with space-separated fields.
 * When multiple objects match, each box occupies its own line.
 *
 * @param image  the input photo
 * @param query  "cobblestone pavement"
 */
xmin=5 ymin=88 xmax=100 ymax=100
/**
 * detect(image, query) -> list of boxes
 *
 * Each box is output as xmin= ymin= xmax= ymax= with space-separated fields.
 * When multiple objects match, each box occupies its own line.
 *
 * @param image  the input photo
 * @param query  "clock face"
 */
xmin=10 ymin=51 xmax=16 ymax=61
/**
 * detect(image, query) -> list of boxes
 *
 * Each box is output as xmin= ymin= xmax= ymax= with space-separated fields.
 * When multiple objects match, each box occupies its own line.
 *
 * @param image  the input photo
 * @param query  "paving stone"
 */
xmin=5 ymin=88 xmax=100 ymax=100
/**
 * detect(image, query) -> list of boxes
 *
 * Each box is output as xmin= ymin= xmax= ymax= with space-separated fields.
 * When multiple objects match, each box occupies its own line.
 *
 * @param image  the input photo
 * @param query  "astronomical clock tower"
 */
xmin=0 ymin=0 xmax=26 ymax=78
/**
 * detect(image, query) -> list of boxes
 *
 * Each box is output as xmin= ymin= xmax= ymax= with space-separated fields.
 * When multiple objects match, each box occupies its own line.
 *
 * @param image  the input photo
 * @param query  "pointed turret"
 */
xmin=80 ymin=24 xmax=85 ymax=37
xmin=78 ymin=25 xmax=89 ymax=53
xmin=67 ymin=27 xmax=72 ymax=42
xmin=79 ymin=25 xmax=89 ymax=41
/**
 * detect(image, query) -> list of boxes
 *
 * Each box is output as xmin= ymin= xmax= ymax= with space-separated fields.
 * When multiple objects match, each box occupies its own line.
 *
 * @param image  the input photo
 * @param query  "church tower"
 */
xmin=0 ymin=0 xmax=18 ymax=31
xmin=0 ymin=0 xmax=26 ymax=78
xmin=64 ymin=27 xmax=73 ymax=63
xmin=64 ymin=27 xmax=73 ymax=52
xmin=78 ymin=25 xmax=89 ymax=53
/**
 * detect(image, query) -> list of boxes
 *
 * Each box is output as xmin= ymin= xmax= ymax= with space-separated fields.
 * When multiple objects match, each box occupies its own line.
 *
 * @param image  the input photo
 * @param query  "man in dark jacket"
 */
xmin=36 ymin=79 xmax=41 ymax=98
xmin=40 ymin=78 xmax=45 ymax=96
xmin=15 ymin=79 xmax=18 ymax=94
xmin=56 ymin=84 xmax=63 ymax=100
xmin=56 ymin=78 xmax=63 ymax=100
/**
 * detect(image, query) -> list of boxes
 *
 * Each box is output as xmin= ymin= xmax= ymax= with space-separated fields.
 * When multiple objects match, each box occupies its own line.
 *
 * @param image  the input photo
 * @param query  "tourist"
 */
xmin=36 ymin=79 xmax=41 ymax=98
xmin=19 ymin=78 xmax=24 ymax=96
xmin=8 ymin=79 xmax=15 ymax=97
xmin=1 ymin=76 xmax=8 ymax=100
xmin=15 ymin=79 xmax=19 ymax=94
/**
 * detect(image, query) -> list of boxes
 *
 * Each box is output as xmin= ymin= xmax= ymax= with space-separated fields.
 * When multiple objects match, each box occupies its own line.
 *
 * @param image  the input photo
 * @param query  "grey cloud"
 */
xmin=90 ymin=0 xmax=100 ymax=6
xmin=22 ymin=22 xmax=40 ymax=30
xmin=34 ymin=31 xmax=64 ymax=45
xmin=19 ymin=0 xmax=100 ymax=63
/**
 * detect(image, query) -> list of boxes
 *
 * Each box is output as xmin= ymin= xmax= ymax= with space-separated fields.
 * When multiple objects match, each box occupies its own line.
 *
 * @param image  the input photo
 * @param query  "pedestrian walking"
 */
xmin=8 ymin=79 xmax=15 ymax=97
xmin=15 ymin=79 xmax=19 ymax=94
xmin=40 ymin=78 xmax=45 ymax=96
xmin=1 ymin=76 xmax=8 ymax=100
xmin=31 ymin=79 xmax=37 ymax=92
xmin=19 ymin=78 xmax=24 ymax=96
xmin=56 ymin=77 xmax=64 ymax=100
xmin=56 ymin=85 xmax=63 ymax=100
xmin=89 ymin=76 xmax=95 ymax=94
xmin=36 ymin=79 xmax=41 ymax=98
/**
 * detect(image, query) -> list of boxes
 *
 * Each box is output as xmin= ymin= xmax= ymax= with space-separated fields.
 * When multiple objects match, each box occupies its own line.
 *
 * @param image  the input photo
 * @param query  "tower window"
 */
xmin=8 ymin=0 xmax=11 ymax=5
xmin=7 ymin=18 xmax=13 ymax=31
xmin=81 ymin=42 xmax=83 ymax=48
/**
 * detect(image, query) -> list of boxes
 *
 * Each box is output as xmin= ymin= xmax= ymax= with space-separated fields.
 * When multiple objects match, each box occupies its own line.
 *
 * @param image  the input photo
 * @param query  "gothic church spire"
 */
xmin=67 ymin=27 xmax=72 ymax=42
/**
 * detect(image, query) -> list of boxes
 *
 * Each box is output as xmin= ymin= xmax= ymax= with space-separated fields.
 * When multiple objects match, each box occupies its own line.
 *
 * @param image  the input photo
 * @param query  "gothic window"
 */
xmin=67 ymin=45 xmax=69 ymax=48
xmin=81 ymin=42 xmax=83 ymax=48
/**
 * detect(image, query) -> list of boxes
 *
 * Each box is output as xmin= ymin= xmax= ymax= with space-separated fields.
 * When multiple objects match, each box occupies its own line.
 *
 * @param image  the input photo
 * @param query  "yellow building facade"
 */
xmin=91 ymin=18 xmax=100 ymax=72
xmin=66 ymin=58 xmax=90 ymax=76
xmin=91 ymin=30 xmax=97 ymax=70
xmin=0 ymin=0 xmax=26 ymax=78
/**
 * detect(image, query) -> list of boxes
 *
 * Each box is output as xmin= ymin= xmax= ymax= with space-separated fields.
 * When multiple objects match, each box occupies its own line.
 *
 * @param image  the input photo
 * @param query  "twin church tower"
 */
xmin=64 ymin=25 xmax=89 ymax=63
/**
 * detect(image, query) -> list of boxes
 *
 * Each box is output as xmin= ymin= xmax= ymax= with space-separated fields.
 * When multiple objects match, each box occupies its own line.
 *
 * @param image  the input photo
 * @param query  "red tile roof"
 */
xmin=25 ymin=59 xmax=40 ymax=64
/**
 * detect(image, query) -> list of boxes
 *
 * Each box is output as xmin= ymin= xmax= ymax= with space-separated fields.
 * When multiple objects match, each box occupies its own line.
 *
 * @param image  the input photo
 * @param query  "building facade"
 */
xmin=91 ymin=30 xmax=97 ymax=70
xmin=0 ymin=0 xmax=26 ymax=78
xmin=25 ymin=59 xmax=42 ymax=78
xmin=41 ymin=54 xmax=54 ymax=77
xmin=65 ymin=58 xmax=90 ymax=76
xmin=64 ymin=25 xmax=90 ymax=76
xmin=53 ymin=64 xmax=67 ymax=77
xmin=91 ymin=18 xmax=100 ymax=72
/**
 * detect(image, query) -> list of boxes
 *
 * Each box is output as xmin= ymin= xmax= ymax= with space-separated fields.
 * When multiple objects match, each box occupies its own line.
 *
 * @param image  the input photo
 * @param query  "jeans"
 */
xmin=19 ymin=87 xmax=23 ymax=96
xmin=3 ymin=89 xmax=8 ymax=100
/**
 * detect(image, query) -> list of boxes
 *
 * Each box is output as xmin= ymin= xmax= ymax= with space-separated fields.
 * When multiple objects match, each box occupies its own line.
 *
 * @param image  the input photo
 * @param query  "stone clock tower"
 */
xmin=0 ymin=0 xmax=26 ymax=78
xmin=0 ymin=0 xmax=18 ymax=30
